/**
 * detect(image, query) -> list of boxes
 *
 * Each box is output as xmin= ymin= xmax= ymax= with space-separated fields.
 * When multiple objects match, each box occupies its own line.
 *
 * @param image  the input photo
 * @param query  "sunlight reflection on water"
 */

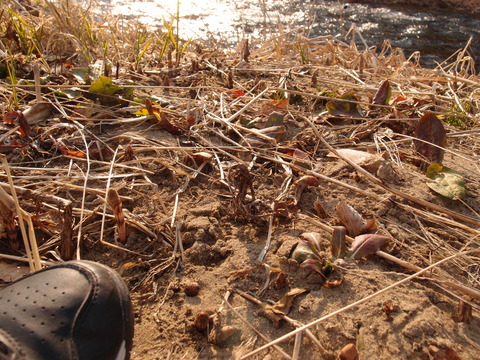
xmin=99 ymin=0 xmax=479 ymax=69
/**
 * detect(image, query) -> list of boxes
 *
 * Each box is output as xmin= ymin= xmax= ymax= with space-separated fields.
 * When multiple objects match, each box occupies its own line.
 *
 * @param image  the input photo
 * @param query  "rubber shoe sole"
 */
xmin=0 ymin=261 xmax=134 ymax=360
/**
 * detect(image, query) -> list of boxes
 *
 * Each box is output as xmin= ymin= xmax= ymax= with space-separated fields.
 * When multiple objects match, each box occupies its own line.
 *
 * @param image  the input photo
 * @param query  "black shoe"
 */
xmin=0 ymin=260 xmax=134 ymax=360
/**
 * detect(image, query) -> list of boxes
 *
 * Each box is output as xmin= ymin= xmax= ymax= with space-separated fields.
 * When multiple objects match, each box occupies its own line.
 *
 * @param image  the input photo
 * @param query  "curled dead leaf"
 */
xmin=328 ymin=149 xmax=384 ymax=175
xmin=291 ymin=149 xmax=312 ymax=169
xmin=184 ymin=152 xmax=213 ymax=167
xmin=293 ymin=175 xmax=319 ymax=204
xmin=414 ymin=112 xmax=447 ymax=164
xmin=142 ymin=98 xmax=183 ymax=134
xmin=2 ymin=111 xmax=20 ymax=124
xmin=272 ymin=199 xmax=298 ymax=219
xmin=22 ymin=102 xmax=52 ymax=125
xmin=259 ymin=98 xmax=289 ymax=115
xmin=106 ymin=188 xmax=127 ymax=244
xmin=335 ymin=201 xmax=376 ymax=236
xmin=262 ymin=288 xmax=307 ymax=326
xmin=228 ymin=164 xmax=255 ymax=210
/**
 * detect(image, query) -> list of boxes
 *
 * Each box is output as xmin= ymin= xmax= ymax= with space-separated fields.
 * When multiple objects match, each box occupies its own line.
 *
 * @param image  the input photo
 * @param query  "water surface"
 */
xmin=102 ymin=0 xmax=479 ymax=69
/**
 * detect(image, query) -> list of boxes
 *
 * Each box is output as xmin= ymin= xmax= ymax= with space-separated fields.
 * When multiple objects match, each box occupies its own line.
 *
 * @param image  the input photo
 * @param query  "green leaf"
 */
xmin=326 ymin=93 xmax=363 ymax=117
xmin=426 ymin=163 xmax=466 ymax=199
xmin=89 ymin=76 xmax=121 ymax=96
xmin=291 ymin=149 xmax=311 ymax=169
xmin=425 ymin=162 xmax=443 ymax=178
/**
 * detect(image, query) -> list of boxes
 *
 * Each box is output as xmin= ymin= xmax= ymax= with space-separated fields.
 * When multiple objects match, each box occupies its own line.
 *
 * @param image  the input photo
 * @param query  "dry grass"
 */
xmin=1 ymin=1 xmax=480 ymax=358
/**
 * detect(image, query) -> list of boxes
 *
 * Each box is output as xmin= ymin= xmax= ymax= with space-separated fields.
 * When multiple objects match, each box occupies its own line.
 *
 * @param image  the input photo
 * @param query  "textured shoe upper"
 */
xmin=0 ymin=261 xmax=133 ymax=360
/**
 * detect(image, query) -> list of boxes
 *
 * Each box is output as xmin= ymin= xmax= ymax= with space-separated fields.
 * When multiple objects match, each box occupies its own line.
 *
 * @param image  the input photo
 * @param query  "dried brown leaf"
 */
xmin=291 ymin=148 xmax=312 ymax=169
xmin=0 ymin=198 xmax=18 ymax=249
xmin=274 ymin=271 xmax=287 ymax=290
xmin=17 ymin=112 xmax=30 ymax=138
xmin=106 ymin=188 xmax=127 ymax=244
xmin=414 ymin=112 xmax=447 ymax=164
xmin=372 ymin=79 xmax=392 ymax=106
xmin=293 ymin=175 xmax=318 ymax=204
xmin=2 ymin=111 xmax=19 ymax=124
xmin=259 ymin=98 xmax=289 ymax=115
xmin=272 ymin=199 xmax=298 ymax=219
xmin=457 ymin=299 xmax=472 ymax=324
xmin=335 ymin=201 xmax=376 ymax=236
xmin=184 ymin=152 xmax=213 ymax=167
xmin=263 ymin=288 xmax=307 ymax=326
xmin=22 ymin=102 xmax=52 ymax=125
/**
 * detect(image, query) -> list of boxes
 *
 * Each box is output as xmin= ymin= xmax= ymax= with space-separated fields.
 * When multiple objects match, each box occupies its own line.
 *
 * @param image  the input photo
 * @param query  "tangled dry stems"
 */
xmin=1 ymin=0 xmax=480 ymax=358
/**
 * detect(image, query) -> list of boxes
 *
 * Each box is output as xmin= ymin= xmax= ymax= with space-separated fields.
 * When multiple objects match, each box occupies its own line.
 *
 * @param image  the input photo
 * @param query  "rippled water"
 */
xmin=101 ymin=0 xmax=479 ymax=69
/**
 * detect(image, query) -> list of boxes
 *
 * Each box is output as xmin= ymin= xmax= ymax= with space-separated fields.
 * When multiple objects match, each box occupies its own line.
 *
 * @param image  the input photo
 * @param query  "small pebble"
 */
xmin=184 ymin=281 xmax=200 ymax=296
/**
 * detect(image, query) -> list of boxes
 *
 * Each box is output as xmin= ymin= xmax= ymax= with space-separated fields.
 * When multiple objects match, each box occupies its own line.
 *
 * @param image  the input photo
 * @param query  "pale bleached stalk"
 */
xmin=257 ymin=215 xmax=274 ymax=262
xmin=99 ymin=147 xmax=120 ymax=252
xmin=0 ymin=253 xmax=53 ymax=266
xmin=0 ymin=155 xmax=41 ymax=271
xmin=292 ymin=332 xmax=302 ymax=360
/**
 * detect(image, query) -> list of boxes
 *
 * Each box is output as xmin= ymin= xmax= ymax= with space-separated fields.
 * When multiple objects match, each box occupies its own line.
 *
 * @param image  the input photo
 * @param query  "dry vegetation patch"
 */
xmin=1 ymin=1 xmax=480 ymax=359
